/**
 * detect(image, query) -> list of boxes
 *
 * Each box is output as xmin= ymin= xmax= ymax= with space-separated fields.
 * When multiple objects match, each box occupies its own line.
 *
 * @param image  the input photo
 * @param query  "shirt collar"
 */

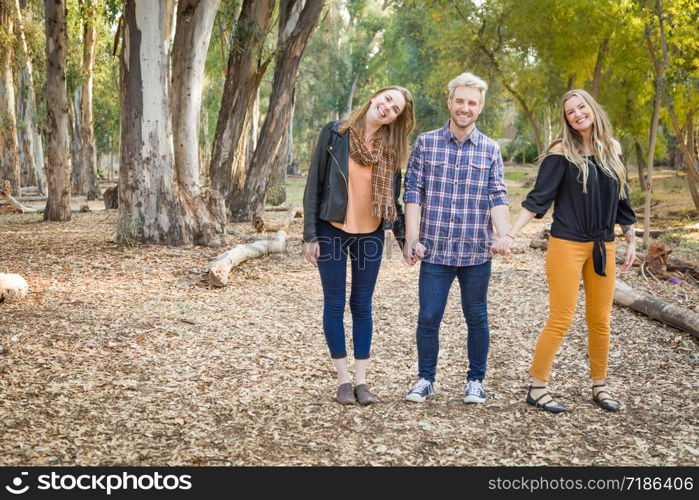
xmin=442 ymin=121 xmax=481 ymax=145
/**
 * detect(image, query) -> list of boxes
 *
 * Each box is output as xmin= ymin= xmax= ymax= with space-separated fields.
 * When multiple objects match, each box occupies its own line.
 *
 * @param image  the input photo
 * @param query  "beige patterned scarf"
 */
xmin=348 ymin=126 xmax=397 ymax=222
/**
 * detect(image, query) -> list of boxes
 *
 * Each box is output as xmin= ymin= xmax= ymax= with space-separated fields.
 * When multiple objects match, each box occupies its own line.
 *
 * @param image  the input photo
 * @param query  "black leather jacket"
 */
xmin=302 ymin=120 xmax=405 ymax=246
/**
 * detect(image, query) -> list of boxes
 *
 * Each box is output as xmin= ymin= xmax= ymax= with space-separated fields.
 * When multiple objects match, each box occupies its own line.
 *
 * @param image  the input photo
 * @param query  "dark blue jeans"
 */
xmin=416 ymin=260 xmax=492 ymax=382
xmin=316 ymin=220 xmax=384 ymax=359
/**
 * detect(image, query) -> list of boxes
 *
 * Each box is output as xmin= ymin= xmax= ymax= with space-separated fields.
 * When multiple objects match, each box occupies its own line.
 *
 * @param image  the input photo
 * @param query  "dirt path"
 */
xmin=0 ymin=210 xmax=697 ymax=465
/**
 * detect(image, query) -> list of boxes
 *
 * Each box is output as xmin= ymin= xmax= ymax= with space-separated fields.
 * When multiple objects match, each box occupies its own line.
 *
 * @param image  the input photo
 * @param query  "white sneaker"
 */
xmin=464 ymin=380 xmax=487 ymax=404
xmin=405 ymin=378 xmax=434 ymax=403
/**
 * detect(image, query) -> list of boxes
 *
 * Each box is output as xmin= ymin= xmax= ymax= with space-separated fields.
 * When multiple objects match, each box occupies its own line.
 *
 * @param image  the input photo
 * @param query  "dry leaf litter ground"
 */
xmin=0 ymin=204 xmax=697 ymax=466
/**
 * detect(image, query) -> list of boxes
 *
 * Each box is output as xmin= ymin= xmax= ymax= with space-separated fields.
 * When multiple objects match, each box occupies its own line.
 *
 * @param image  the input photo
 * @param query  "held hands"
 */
xmin=492 ymin=233 xmax=515 ymax=256
xmin=303 ymin=241 xmax=320 ymax=267
xmin=403 ymin=235 xmax=425 ymax=266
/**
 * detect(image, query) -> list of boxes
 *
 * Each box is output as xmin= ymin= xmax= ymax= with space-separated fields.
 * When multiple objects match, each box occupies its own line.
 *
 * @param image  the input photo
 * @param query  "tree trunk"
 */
xmin=667 ymin=106 xmax=699 ymax=211
xmin=80 ymin=0 xmax=101 ymax=201
xmin=171 ymin=0 xmax=221 ymax=193
xmin=642 ymin=0 xmax=669 ymax=248
xmin=589 ymin=37 xmax=609 ymax=98
xmin=118 ymin=0 xmax=226 ymax=247
xmin=70 ymin=87 xmax=85 ymax=195
xmin=0 ymin=5 xmax=22 ymax=197
xmin=634 ymin=140 xmax=646 ymax=191
xmin=44 ymin=0 xmax=72 ymax=221
xmin=209 ymin=0 xmax=275 ymax=216
xmin=267 ymin=92 xmax=297 ymax=205
xmin=687 ymin=115 xmax=699 ymax=211
xmin=15 ymin=0 xmax=42 ymax=192
xmin=229 ymin=0 xmax=324 ymax=221
xmin=346 ymin=73 xmax=358 ymax=117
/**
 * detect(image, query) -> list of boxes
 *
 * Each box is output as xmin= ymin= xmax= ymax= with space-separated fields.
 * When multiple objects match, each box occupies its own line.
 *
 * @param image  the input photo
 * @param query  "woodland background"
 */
xmin=0 ymin=0 xmax=697 ymax=466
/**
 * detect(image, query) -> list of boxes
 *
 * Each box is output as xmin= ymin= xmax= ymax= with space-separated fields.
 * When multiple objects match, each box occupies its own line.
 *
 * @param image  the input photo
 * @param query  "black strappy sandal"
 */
xmin=526 ymin=385 xmax=566 ymax=414
xmin=592 ymin=384 xmax=620 ymax=412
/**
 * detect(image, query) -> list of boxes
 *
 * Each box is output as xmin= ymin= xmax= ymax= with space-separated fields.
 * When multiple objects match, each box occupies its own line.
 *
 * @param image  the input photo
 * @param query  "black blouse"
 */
xmin=522 ymin=154 xmax=636 ymax=276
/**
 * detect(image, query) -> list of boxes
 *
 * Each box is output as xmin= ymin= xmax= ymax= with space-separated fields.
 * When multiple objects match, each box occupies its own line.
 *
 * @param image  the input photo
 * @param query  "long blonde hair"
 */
xmin=340 ymin=86 xmax=416 ymax=169
xmin=547 ymin=89 xmax=628 ymax=197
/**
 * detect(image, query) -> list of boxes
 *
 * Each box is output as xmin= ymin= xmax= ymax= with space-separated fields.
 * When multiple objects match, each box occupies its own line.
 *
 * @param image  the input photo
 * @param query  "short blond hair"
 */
xmin=448 ymin=72 xmax=488 ymax=103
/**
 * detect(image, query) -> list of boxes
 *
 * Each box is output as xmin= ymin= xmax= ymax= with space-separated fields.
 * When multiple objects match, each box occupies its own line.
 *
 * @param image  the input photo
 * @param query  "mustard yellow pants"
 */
xmin=529 ymin=236 xmax=616 ymax=381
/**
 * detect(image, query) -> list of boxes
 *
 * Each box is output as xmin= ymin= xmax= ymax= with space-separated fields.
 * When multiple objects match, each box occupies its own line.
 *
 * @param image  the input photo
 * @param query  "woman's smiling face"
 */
xmin=368 ymin=89 xmax=406 ymax=126
xmin=564 ymin=94 xmax=595 ymax=134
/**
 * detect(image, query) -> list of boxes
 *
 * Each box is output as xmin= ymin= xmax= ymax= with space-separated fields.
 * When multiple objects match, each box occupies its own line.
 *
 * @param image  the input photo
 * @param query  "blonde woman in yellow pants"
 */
xmin=494 ymin=89 xmax=636 ymax=413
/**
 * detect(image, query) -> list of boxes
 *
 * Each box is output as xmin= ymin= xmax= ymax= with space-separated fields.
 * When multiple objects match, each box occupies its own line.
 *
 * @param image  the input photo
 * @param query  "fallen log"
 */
xmin=265 ymin=204 xmax=304 ymax=216
xmin=0 ymin=273 xmax=29 ymax=303
xmin=209 ymin=231 xmax=287 ymax=287
xmin=614 ymin=279 xmax=699 ymax=339
xmin=0 ymin=189 xmax=39 ymax=213
xmin=633 ymin=223 xmax=699 ymax=238
xmin=253 ymin=204 xmax=301 ymax=232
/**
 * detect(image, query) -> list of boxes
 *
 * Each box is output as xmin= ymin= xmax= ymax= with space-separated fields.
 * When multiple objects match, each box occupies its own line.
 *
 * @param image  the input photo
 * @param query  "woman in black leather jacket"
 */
xmin=302 ymin=86 xmax=415 ymax=405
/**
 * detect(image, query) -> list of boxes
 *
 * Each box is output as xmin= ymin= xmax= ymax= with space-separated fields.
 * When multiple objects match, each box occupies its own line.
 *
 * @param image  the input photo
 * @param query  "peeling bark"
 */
xmin=229 ymin=0 xmax=324 ymax=221
xmin=209 ymin=0 xmax=275 ymax=216
xmin=15 ymin=0 xmax=46 ymax=195
xmin=118 ymin=0 xmax=225 ymax=247
xmin=0 ymin=5 xmax=22 ymax=197
xmin=171 ymin=0 xmax=221 ymax=193
xmin=80 ymin=0 xmax=101 ymax=201
xmin=44 ymin=0 xmax=72 ymax=221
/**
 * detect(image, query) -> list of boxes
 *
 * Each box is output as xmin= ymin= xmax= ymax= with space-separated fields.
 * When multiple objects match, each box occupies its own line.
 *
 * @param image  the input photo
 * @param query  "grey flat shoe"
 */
xmin=354 ymin=384 xmax=376 ymax=405
xmin=336 ymin=383 xmax=356 ymax=405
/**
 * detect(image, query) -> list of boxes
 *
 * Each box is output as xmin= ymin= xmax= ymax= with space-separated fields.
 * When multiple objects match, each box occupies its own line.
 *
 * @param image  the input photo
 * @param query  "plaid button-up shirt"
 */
xmin=404 ymin=122 xmax=509 ymax=267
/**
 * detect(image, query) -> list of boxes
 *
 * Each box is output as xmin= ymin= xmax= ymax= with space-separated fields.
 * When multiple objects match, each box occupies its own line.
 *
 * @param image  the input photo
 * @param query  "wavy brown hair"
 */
xmin=547 ymin=89 xmax=628 ymax=198
xmin=339 ymin=86 xmax=415 ymax=169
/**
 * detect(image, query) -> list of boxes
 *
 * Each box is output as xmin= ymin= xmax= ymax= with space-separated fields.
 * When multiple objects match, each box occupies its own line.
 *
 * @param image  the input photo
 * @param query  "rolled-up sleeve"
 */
xmin=403 ymin=138 xmax=424 ymax=205
xmin=522 ymin=155 xmax=566 ymax=219
xmin=488 ymin=147 xmax=509 ymax=208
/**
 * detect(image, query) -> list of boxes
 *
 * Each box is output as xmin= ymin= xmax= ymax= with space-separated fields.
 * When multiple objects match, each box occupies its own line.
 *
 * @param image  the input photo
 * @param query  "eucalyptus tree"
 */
xmin=118 ymin=0 xmax=226 ymax=246
xmin=14 ymin=0 xmax=46 ymax=195
xmin=229 ymin=0 xmax=324 ymax=221
xmin=0 ymin=2 xmax=22 ymax=197
xmin=44 ymin=0 xmax=72 ymax=220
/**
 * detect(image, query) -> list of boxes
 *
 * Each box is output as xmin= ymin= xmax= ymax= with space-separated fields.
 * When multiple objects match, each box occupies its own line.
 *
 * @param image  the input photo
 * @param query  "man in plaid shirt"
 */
xmin=403 ymin=73 xmax=513 ymax=404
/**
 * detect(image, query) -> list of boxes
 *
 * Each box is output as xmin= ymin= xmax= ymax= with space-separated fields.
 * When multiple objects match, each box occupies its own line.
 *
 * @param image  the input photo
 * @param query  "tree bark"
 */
xmin=70 ymin=87 xmax=85 ymax=195
xmin=118 ymin=0 xmax=226 ymax=247
xmin=44 ymin=0 xmax=72 ymax=221
xmin=15 ymin=0 xmax=45 ymax=195
xmin=229 ymin=0 xmax=324 ymax=221
xmin=589 ymin=37 xmax=609 ymax=98
xmin=642 ymin=0 xmax=669 ymax=248
xmin=80 ymin=0 xmax=101 ymax=200
xmin=634 ymin=140 xmax=646 ymax=191
xmin=614 ymin=279 xmax=699 ymax=338
xmin=267 ymin=91 xmax=297 ymax=205
xmin=667 ymin=107 xmax=699 ymax=211
xmin=171 ymin=0 xmax=221 ymax=193
xmin=209 ymin=0 xmax=275 ymax=216
xmin=0 ymin=5 xmax=22 ymax=197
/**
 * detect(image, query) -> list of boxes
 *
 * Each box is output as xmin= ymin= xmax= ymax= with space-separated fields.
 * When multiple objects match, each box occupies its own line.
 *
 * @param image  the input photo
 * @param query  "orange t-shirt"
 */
xmin=331 ymin=157 xmax=381 ymax=234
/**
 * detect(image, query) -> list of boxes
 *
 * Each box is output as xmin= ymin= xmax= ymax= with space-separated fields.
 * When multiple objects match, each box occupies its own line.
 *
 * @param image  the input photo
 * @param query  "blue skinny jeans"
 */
xmin=316 ymin=220 xmax=384 ymax=359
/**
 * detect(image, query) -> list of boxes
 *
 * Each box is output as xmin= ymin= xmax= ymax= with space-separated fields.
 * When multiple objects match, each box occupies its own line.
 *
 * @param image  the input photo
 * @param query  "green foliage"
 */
xmin=506 ymin=141 xmax=539 ymax=164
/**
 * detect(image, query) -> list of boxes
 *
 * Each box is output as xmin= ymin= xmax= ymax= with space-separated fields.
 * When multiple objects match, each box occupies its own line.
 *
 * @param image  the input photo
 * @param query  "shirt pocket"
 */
xmin=466 ymin=158 xmax=490 ymax=191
